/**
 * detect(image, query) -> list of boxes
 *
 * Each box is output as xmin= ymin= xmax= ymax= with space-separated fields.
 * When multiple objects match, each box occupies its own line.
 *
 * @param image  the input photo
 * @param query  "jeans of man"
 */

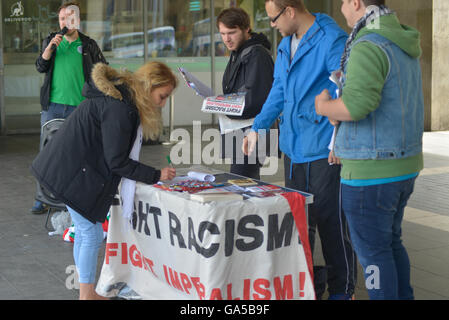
xmin=40 ymin=102 xmax=77 ymax=126
xmin=284 ymin=156 xmax=357 ymax=298
xmin=33 ymin=103 xmax=77 ymax=211
xmin=341 ymin=177 xmax=417 ymax=300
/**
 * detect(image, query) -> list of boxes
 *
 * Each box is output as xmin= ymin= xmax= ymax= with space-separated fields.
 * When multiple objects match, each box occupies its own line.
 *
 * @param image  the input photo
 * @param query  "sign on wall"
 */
xmin=4 ymin=1 xmax=32 ymax=23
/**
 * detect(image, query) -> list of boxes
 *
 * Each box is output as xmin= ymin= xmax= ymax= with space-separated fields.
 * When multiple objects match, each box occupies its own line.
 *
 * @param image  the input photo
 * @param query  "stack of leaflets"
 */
xmin=244 ymin=185 xmax=284 ymax=198
xmin=190 ymin=188 xmax=244 ymax=203
xmin=245 ymin=185 xmax=283 ymax=192
xmin=227 ymin=178 xmax=258 ymax=187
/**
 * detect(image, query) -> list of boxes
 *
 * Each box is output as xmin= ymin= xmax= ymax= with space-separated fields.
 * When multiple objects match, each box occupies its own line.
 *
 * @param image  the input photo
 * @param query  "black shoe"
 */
xmin=30 ymin=202 xmax=48 ymax=214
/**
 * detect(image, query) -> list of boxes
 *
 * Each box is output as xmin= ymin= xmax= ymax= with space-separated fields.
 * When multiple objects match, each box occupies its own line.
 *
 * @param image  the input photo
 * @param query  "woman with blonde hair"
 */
xmin=31 ymin=61 xmax=177 ymax=299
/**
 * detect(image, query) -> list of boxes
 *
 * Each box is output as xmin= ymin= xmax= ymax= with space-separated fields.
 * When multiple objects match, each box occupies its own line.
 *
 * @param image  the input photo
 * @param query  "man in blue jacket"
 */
xmin=243 ymin=0 xmax=356 ymax=299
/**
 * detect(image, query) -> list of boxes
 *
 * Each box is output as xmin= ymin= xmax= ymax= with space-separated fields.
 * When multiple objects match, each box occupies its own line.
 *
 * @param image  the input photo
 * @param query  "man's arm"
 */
xmin=316 ymin=41 xmax=389 ymax=123
xmin=35 ymin=34 xmax=63 ymax=73
xmin=325 ymin=30 xmax=347 ymax=74
xmin=101 ymin=101 xmax=160 ymax=184
xmin=243 ymin=50 xmax=285 ymax=156
xmin=315 ymin=90 xmax=353 ymax=123
xmin=250 ymin=51 xmax=285 ymax=132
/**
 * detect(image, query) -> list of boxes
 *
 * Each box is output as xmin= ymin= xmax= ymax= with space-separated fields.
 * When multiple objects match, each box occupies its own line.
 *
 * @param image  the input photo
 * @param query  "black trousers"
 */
xmin=284 ymin=156 xmax=357 ymax=297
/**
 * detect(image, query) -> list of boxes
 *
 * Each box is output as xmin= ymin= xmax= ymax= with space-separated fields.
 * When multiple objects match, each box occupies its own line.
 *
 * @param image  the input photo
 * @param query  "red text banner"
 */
xmin=96 ymin=183 xmax=315 ymax=300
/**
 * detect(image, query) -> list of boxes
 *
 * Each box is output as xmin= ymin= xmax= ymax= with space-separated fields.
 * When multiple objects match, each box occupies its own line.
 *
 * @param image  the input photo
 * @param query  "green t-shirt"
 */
xmin=50 ymin=37 xmax=85 ymax=107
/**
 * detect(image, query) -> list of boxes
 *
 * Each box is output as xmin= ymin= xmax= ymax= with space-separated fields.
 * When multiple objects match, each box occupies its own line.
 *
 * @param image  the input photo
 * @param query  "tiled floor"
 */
xmin=0 ymin=130 xmax=448 ymax=300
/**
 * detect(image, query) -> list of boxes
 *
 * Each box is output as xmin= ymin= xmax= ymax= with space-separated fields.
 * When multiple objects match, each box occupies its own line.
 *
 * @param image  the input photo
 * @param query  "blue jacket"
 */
xmin=251 ymin=14 xmax=347 ymax=164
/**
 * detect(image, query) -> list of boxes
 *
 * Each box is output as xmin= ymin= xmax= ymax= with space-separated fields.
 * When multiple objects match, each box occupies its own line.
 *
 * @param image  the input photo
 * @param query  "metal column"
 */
xmin=143 ymin=0 xmax=149 ymax=62
xmin=325 ymin=0 xmax=333 ymax=16
xmin=161 ymin=95 xmax=176 ymax=145
xmin=209 ymin=0 xmax=216 ymax=126
xmin=0 ymin=3 xmax=5 ymax=135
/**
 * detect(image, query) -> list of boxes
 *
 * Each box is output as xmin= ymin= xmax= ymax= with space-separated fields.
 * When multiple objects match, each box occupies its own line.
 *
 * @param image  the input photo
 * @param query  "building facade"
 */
xmin=0 ymin=0 xmax=446 ymax=135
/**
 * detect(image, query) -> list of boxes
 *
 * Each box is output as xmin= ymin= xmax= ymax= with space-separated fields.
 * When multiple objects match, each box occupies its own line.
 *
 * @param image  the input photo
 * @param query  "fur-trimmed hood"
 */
xmin=83 ymin=63 xmax=129 ymax=101
xmin=83 ymin=63 xmax=163 ymax=141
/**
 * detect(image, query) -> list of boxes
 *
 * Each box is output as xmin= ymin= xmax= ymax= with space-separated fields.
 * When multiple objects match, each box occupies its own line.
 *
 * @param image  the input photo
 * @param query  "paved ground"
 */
xmin=0 ymin=129 xmax=448 ymax=300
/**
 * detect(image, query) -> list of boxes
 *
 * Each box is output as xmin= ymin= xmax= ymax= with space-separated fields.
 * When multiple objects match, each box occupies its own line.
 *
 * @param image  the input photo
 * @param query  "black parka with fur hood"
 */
xmin=31 ymin=64 xmax=161 ymax=223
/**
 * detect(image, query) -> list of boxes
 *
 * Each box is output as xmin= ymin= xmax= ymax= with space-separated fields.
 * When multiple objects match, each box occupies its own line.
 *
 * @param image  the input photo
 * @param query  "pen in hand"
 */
xmin=161 ymin=156 xmax=176 ymax=181
xmin=166 ymin=155 xmax=174 ymax=168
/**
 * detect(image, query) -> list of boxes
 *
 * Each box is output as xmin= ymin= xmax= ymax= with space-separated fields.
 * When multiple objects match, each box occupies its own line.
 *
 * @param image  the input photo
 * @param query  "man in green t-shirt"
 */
xmin=32 ymin=2 xmax=107 ymax=214
xmin=315 ymin=0 xmax=424 ymax=300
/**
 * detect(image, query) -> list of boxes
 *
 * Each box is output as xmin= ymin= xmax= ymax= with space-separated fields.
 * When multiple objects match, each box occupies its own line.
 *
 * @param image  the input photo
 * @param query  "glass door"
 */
xmin=1 ymin=0 xmax=61 ymax=134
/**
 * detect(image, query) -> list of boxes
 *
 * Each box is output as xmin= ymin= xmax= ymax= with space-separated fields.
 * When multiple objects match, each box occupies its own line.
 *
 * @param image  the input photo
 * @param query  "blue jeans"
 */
xmin=40 ymin=102 xmax=76 ymax=126
xmin=67 ymin=206 xmax=104 ymax=284
xmin=341 ymin=178 xmax=416 ymax=300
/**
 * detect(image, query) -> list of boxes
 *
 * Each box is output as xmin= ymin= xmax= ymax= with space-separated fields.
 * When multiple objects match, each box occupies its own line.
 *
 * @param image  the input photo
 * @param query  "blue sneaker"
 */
xmin=30 ymin=201 xmax=48 ymax=214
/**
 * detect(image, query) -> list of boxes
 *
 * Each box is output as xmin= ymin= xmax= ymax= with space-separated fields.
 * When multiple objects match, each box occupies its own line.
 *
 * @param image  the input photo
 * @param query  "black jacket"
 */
xmin=222 ymin=32 xmax=274 ymax=120
xmin=31 ymin=64 xmax=161 ymax=224
xmin=35 ymin=31 xmax=107 ymax=110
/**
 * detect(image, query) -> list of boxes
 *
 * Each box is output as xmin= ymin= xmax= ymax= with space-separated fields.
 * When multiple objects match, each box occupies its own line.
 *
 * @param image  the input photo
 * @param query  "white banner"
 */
xmin=96 ymin=183 xmax=315 ymax=300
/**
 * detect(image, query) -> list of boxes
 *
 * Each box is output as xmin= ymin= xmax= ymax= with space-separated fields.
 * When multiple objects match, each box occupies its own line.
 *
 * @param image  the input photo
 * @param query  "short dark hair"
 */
xmin=217 ymin=8 xmax=252 ymax=32
xmin=58 ymin=1 xmax=80 ymax=14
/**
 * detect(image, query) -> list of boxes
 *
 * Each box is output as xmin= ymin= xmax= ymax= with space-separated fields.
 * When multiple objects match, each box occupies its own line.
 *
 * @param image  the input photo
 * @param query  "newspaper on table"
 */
xmin=178 ymin=67 xmax=251 ymax=134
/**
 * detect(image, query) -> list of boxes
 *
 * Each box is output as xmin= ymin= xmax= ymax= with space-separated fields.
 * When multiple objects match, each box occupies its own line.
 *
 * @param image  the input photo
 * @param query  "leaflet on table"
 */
xmin=160 ymin=171 xmax=216 ymax=183
xmin=227 ymin=178 xmax=257 ymax=186
xmin=190 ymin=187 xmax=244 ymax=202
xmin=246 ymin=191 xmax=282 ymax=198
xmin=244 ymin=185 xmax=284 ymax=198
xmin=178 ymin=67 xmax=246 ymax=117
xmin=190 ymin=192 xmax=244 ymax=203
xmin=187 ymin=171 xmax=215 ymax=182
xmin=245 ymin=185 xmax=283 ymax=193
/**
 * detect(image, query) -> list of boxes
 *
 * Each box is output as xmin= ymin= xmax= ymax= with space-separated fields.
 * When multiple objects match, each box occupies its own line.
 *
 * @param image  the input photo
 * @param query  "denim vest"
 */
xmin=335 ymin=33 xmax=424 ymax=160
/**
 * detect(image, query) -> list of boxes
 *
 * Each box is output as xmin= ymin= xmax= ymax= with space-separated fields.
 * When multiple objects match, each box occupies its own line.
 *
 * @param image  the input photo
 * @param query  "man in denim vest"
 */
xmin=315 ymin=0 xmax=424 ymax=300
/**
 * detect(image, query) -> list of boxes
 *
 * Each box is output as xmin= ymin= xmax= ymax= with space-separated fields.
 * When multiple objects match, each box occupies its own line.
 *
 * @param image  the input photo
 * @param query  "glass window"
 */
xmin=0 ymin=0 xmax=145 ymax=133
xmin=1 ymin=0 xmax=61 ymax=133
xmin=0 ymin=0 xmax=333 ymax=133
xmin=85 ymin=0 xmax=143 ymax=65
xmin=1 ymin=0 xmax=433 ymax=133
